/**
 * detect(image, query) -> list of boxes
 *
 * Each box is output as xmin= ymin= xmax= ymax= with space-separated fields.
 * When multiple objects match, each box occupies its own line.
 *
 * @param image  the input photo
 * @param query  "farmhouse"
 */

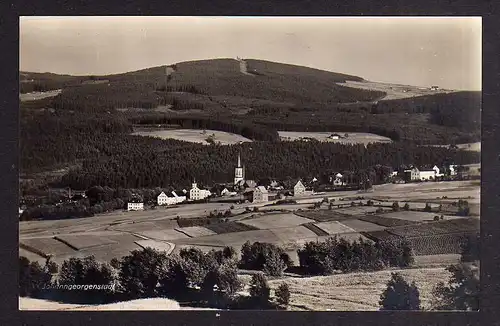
xmin=253 ymin=186 xmax=269 ymax=203
xmin=294 ymin=180 xmax=306 ymax=196
xmin=127 ymin=201 xmax=144 ymax=211
xmin=221 ymin=188 xmax=237 ymax=197
xmin=404 ymin=167 xmax=420 ymax=182
xmin=333 ymin=172 xmax=347 ymax=186
xmin=189 ymin=181 xmax=211 ymax=201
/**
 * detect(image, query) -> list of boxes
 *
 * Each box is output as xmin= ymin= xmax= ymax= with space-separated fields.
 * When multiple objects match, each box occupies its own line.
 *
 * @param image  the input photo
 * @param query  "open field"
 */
xmin=387 ymin=218 xmax=479 ymax=238
xmin=132 ymin=129 xmax=253 ymax=145
xmin=379 ymin=211 xmax=461 ymax=222
xmin=21 ymin=238 xmax=76 ymax=257
xmin=269 ymin=226 xmax=319 ymax=244
xmin=138 ymin=229 xmax=189 ymax=241
xmin=19 ymin=180 xmax=479 ymax=266
xmin=239 ymin=213 xmax=315 ymax=229
xmin=135 ymin=240 xmax=175 ymax=254
xmin=53 ymin=235 xmax=117 ymax=250
xmin=424 ymin=142 xmax=481 ymax=152
xmin=174 ymin=226 xmax=216 ymax=238
xmin=338 ymin=219 xmax=388 ymax=233
xmin=294 ymin=210 xmax=352 ymax=222
xmin=278 ymin=131 xmax=392 ymax=145
xmin=19 ymin=89 xmax=62 ymax=102
xmin=358 ymin=215 xmax=419 ymax=228
xmin=205 ymin=222 xmax=259 ymax=234
xmin=266 ymin=267 xmax=451 ymax=311
xmin=336 ymin=80 xmax=454 ymax=100
xmin=314 ymin=221 xmax=357 ymax=235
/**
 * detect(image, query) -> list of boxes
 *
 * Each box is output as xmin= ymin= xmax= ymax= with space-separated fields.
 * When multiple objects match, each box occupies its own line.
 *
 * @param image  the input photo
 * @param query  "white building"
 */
xmin=190 ymin=181 xmax=211 ymax=201
xmin=404 ymin=167 xmax=420 ymax=181
xmin=293 ymin=180 xmax=306 ymax=196
xmin=449 ymin=165 xmax=458 ymax=176
xmin=253 ymin=186 xmax=269 ymax=203
xmin=333 ymin=173 xmax=346 ymax=186
xmin=157 ymin=191 xmax=186 ymax=206
xmin=419 ymin=170 xmax=436 ymax=181
xmin=127 ymin=202 xmax=144 ymax=211
xmin=171 ymin=190 xmax=187 ymax=204
xmin=420 ymin=165 xmax=443 ymax=181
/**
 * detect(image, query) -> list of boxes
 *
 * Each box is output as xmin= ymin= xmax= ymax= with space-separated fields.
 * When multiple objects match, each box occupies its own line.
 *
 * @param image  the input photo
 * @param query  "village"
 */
xmin=114 ymin=154 xmax=480 ymax=212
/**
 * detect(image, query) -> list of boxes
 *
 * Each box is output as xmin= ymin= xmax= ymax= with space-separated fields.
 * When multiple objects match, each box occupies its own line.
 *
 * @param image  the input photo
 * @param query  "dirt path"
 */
xmin=237 ymin=58 xmax=254 ymax=76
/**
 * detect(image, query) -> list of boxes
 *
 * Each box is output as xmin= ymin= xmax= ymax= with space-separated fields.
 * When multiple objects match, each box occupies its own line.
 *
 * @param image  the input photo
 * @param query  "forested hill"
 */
xmin=20 ymin=58 xmax=481 ymax=188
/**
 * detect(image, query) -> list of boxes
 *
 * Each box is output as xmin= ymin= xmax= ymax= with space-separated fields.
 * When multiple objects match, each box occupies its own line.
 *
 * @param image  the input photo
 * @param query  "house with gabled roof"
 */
xmin=293 ymin=180 xmax=306 ymax=196
xmin=253 ymin=186 xmax=269 ymax=203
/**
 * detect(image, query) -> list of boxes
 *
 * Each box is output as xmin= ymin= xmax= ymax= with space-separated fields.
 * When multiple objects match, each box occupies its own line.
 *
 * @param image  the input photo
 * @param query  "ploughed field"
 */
xmin=19 ymin=181 xmax=479 ymax=266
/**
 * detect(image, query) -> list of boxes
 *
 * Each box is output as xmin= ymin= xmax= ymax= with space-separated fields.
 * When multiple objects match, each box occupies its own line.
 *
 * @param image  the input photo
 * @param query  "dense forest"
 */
xmin=20 ymin=59 xmax=481 ymax=194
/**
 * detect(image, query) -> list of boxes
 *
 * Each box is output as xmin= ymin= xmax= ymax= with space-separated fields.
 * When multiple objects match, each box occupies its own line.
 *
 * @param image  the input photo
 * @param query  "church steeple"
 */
xmin=234 ymin=152 xmax=245 ymax=184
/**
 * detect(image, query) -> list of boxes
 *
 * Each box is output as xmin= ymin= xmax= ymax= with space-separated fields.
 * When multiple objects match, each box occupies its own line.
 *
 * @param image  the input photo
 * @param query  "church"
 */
xmin=234 ymin=153 xmax=245 ymax=185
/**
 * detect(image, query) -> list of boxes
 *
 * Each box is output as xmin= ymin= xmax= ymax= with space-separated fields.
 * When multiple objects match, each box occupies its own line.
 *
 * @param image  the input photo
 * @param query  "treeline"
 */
xmin=57 ymin=141 xmax=480 ymax=190
xmin=20 ymin=111 xmax=133 ymax=172
xmin=249 ymin=108 xmax=478 ymax=144
xmin=130 ymin=114 xmax=279 ymax=141
xmin=297 ymin=236 xmax=413 ymax=275
xmin=19 ymin=72 xmax=90 ymax=94
xmin=373 ymin=92 xmax=481 ymax=133
xmin=20 ymin=247 xmax=287 ymax=310
xmin=20 ymin=236 xmax=478 ymax=310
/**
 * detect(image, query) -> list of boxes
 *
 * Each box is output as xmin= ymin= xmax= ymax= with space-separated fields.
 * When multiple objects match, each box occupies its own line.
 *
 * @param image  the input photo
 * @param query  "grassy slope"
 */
xmin=22 ymin=58 xmax=384 ymax=108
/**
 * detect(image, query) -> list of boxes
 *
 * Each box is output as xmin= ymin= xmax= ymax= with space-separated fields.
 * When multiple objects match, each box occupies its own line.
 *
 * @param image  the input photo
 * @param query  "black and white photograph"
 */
xmin=18 ymin=16 xmax=481 ymax=311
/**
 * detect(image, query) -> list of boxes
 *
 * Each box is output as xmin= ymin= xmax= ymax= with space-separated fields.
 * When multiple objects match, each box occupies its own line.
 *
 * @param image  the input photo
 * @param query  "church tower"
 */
xmin=234 ymin=153 xmax=245 ymax=184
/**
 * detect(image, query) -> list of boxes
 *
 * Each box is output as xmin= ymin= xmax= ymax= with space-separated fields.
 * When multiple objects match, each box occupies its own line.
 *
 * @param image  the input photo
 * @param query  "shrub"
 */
xmin=118 ymin=248 xmax=170 ymax=299
xmin=431 ymin=263 xmax=479 ymax=311
xmin=253 ymin=207 xmax=259 ymax=212
xmin=58 ymin=256 xmax=118 ymax=303
xmin=322 ymin=197 xmax=329 ymax=203
xmin=423 ymin=203 xmax=432 ymax=212
xmin=367 ymin=200 xmax=374 ymax=206
xmin=19 ymin=257 xmax=54 ymax=298
xmin=392 ymin=202 xmax=400 ymax=211
xmin=403 ymin=203 xmax=410 ymax=211
xmin=434 ymin=216 xmax=440 ymax=221
xmin=275 ymin=283 xmax=291 ymax=306
xmin=240 ymin=241 xmax=290 ymax=275
xmin=376 ymin=238 xmax=414 ymax=268
xmin=460 ymin=234 xmax=480 ymax=262
xmin=263 ymin=249 xmax=288 ymax=277
xmin=376 ymin=207 xmax=384 ymax=213
xmin=351 ymin=201 xmax=356 ymax=207
xmin=379 ymin=272 xmax=420 ymax=310
xmin=249 ymin=272 xmax=271 ymax=304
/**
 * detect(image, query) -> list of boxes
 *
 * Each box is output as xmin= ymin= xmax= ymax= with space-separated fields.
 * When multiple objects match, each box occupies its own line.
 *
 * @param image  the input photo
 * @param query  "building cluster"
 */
xmin=395 ymin=164 xmax=455 ymax=183
xmin=125 ymin=153 xmax=475 ymax=211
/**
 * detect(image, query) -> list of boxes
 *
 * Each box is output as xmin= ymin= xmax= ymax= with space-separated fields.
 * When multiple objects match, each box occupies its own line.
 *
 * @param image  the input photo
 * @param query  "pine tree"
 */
xmin=379 ymin=272 xmax=420 ymax=310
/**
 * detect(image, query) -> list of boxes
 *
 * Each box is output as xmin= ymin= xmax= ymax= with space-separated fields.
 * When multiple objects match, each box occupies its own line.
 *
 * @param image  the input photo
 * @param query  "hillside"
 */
xmin=19 ymin=58 xmax=481 ymax=181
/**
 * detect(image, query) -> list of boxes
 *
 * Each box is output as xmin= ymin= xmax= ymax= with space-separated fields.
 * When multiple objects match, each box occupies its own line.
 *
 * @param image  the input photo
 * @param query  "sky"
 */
xmin=20 ymin=16 xmax=481 ymax=91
